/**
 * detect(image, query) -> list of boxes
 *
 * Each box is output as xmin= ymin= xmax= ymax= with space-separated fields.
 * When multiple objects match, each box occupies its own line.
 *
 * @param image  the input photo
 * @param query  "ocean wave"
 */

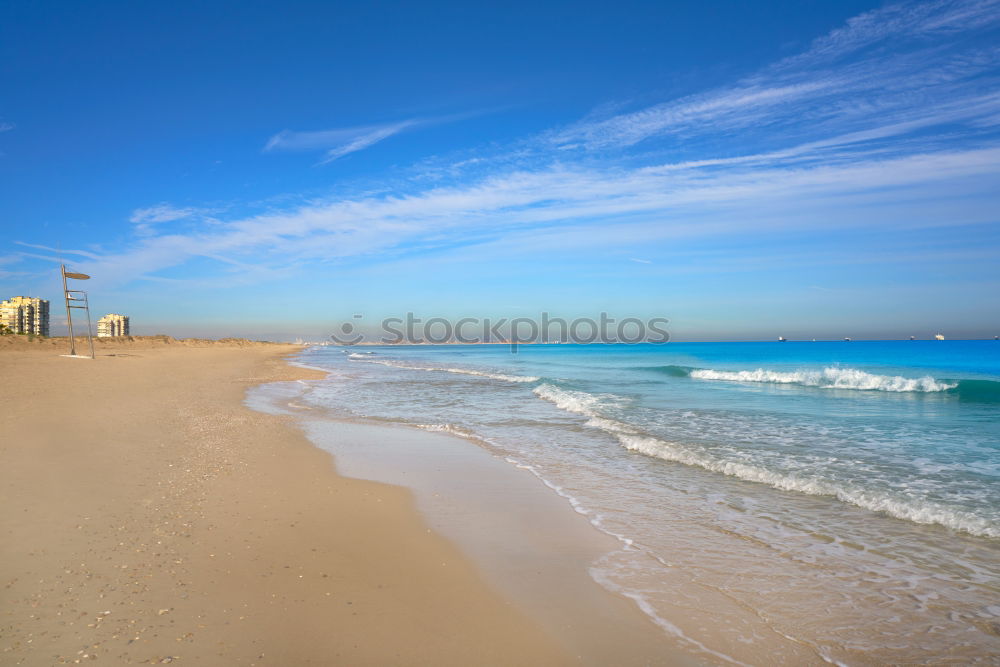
xmin=504 ymin=457 xmax=600 ymax=521
xmin=349 ymin=356 xmax=539 ymax=383
xmin=532 ymin=383 xmax=603 ymax=415
xmin=678 ymin=366 xmax=956 ymax=392
xmin=414 ymin=423 xmax=478 ymax=439
xmin=952 ymin=378 xmax=1000 ymax=403
xmin=614 ymin=431 xmax=998 ymax=537
xmin=532 ymin=383 xmax=998 ymax=537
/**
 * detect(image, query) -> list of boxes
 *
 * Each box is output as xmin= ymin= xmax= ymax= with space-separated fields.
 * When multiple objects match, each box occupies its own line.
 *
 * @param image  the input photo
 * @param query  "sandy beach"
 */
xmin=0 ymin=337 xmax=578 ymax=665
xmin=0 ymin=337 xmax=687 ymax=665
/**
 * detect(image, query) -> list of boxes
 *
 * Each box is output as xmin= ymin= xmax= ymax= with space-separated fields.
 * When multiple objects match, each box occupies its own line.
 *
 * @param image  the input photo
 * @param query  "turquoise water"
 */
xmin=291 ymin=341 xmax=1000 ymax=663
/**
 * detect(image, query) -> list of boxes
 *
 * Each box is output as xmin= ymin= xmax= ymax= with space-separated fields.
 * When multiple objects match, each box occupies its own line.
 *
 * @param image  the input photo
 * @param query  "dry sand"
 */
xmin=0 ymin=337 xmax=577 ymax=665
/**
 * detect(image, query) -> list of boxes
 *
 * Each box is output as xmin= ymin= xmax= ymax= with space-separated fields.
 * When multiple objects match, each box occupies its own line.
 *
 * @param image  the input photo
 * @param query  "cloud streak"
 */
xmin=127 ymin=203 xmax=207 ymax=236
xmin=45 ymin=140 xmax=1000 ymax=288
xmin=265 ymin=109 xmax=498 ymax=164
xmin=130 ymin=204 xmax=197 ymax=225
xmin=549 ymin=0 xmax=1000 ymax=153
xmin=13 ymin=242 xmax=104 ymax=261
xmin=11 ymin=0 xmax=1000 ymax=294
xmin=264 ymin=120 xmax=418 ymax=163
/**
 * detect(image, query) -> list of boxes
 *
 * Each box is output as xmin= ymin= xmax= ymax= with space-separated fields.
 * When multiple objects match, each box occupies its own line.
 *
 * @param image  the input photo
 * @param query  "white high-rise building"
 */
xmin=97 ymin=313 xmax=130 ymax=337
xmin=0 ymin=296 xmax=50 ymax=336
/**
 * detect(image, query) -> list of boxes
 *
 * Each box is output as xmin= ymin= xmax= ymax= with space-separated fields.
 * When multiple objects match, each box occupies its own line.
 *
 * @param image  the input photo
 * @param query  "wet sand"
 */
xmin=0 ymin=338 xmax=577 ymax=665
xmin=248 ymin=383 xmax=692 ymax=664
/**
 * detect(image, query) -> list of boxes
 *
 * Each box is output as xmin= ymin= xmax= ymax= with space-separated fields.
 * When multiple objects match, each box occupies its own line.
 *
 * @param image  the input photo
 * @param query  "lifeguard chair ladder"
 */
xmin=61 ymin=264 xmax=95 ymax=359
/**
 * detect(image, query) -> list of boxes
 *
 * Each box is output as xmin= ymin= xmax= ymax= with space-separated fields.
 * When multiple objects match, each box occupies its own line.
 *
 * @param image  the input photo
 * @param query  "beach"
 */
xmin=283 ymin=342 xmax=1000 ymax=664
xmin=6 ymin=0 xmax=999 ymax=662
xmin=0 ymin=337 xmax=685 ymax=665
xmin=6 ymin=337 xmax=997 ymax=665
xmin=0 ymin=338 xmax=563 ymax=665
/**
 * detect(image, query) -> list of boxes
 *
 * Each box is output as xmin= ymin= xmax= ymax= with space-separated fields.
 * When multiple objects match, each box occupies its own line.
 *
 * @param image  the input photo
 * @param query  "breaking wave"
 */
xmin=531 ymin=383 xmax=998 ymax=537
xmin=414 ymin=423 xmax=478 ymax=439
xmin=532 ymin=382 xmax=605 ymax=415
xmin=654 ymin=365 xmax=958 ymax=393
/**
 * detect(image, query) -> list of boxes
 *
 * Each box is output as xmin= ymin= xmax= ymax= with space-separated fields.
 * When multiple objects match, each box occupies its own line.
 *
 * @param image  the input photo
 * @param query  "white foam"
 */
xmin=414 ymin=423 xmax=477 ymax=439
xmin=288 ymin=360 xmax=333 ymax=374
xmin=502 ymin=456 xmax=639 ymax=548
xmin=349 ymin=356 xmax=539 ymax=383
xmin=532 ymin=383 xmax=603 ymax=415
xmin=613 ymin=431 xmax=998 ymax=538
xmin=504 ymin=456 xmax=599 ymax=519
xmin=532 ymin=384 xmax=998 ymax=537
xmin=588 ymin=561 xmax=749 ymax=666
xmin=689 ymin=367 xmax=956 ymax=393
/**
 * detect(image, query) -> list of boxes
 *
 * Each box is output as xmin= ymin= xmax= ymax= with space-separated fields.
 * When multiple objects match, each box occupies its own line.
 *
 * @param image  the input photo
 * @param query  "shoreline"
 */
xmin=267 ymin=347 xmax=847 ymax=665
xmin=247 ymin=374 xmax=691 ymax=664
xmin=0 ymin=339 xmax=576 ymax=664
xmin=284 ymin=342 xmax=1000 ymax=665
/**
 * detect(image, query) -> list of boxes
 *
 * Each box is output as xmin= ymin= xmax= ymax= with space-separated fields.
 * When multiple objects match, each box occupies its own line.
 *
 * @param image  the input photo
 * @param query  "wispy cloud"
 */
xmin=0 ymin=255 xmax=28 ymax=280
xmin=264 ymin=110 xmax=493 ymax=164
xmin=0 ymin=121 xmax=14 ymax=133
xmin=13 ymin=242 xmax=104 ymax=261
xmin=128 ymin=203 xmax=208 ymax=236
xmin=130 ymin=203 xmax=197 ymax=225
xmin=11 ymin=0 xmax=1000 ymax=292
xmin=45 ymin=141 xmax=1000 ymax=287
xmin=782 ymin=0 xmax=1000 ymax=68
xmin=549 ymin=0 xmax=1000 ymax=153
xmin=264 ymin=120 xmax=417 ymax=164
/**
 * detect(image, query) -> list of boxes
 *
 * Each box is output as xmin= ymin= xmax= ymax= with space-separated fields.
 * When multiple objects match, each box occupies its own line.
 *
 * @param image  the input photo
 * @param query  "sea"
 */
xmin=260 ymin=340 xmax=1000 ymax=664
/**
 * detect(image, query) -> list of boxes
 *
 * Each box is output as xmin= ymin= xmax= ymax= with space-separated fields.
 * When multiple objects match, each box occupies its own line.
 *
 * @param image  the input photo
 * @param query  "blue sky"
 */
xmin=2 ymin=0 xmax=999 ymax=341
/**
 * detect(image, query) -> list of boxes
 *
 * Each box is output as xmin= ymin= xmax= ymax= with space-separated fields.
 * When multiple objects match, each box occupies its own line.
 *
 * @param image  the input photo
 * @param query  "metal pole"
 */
xmin=61 ymin=264 xmax=76 ymax=356
xmin=84 ymin=293 xmax=95 ymax=359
